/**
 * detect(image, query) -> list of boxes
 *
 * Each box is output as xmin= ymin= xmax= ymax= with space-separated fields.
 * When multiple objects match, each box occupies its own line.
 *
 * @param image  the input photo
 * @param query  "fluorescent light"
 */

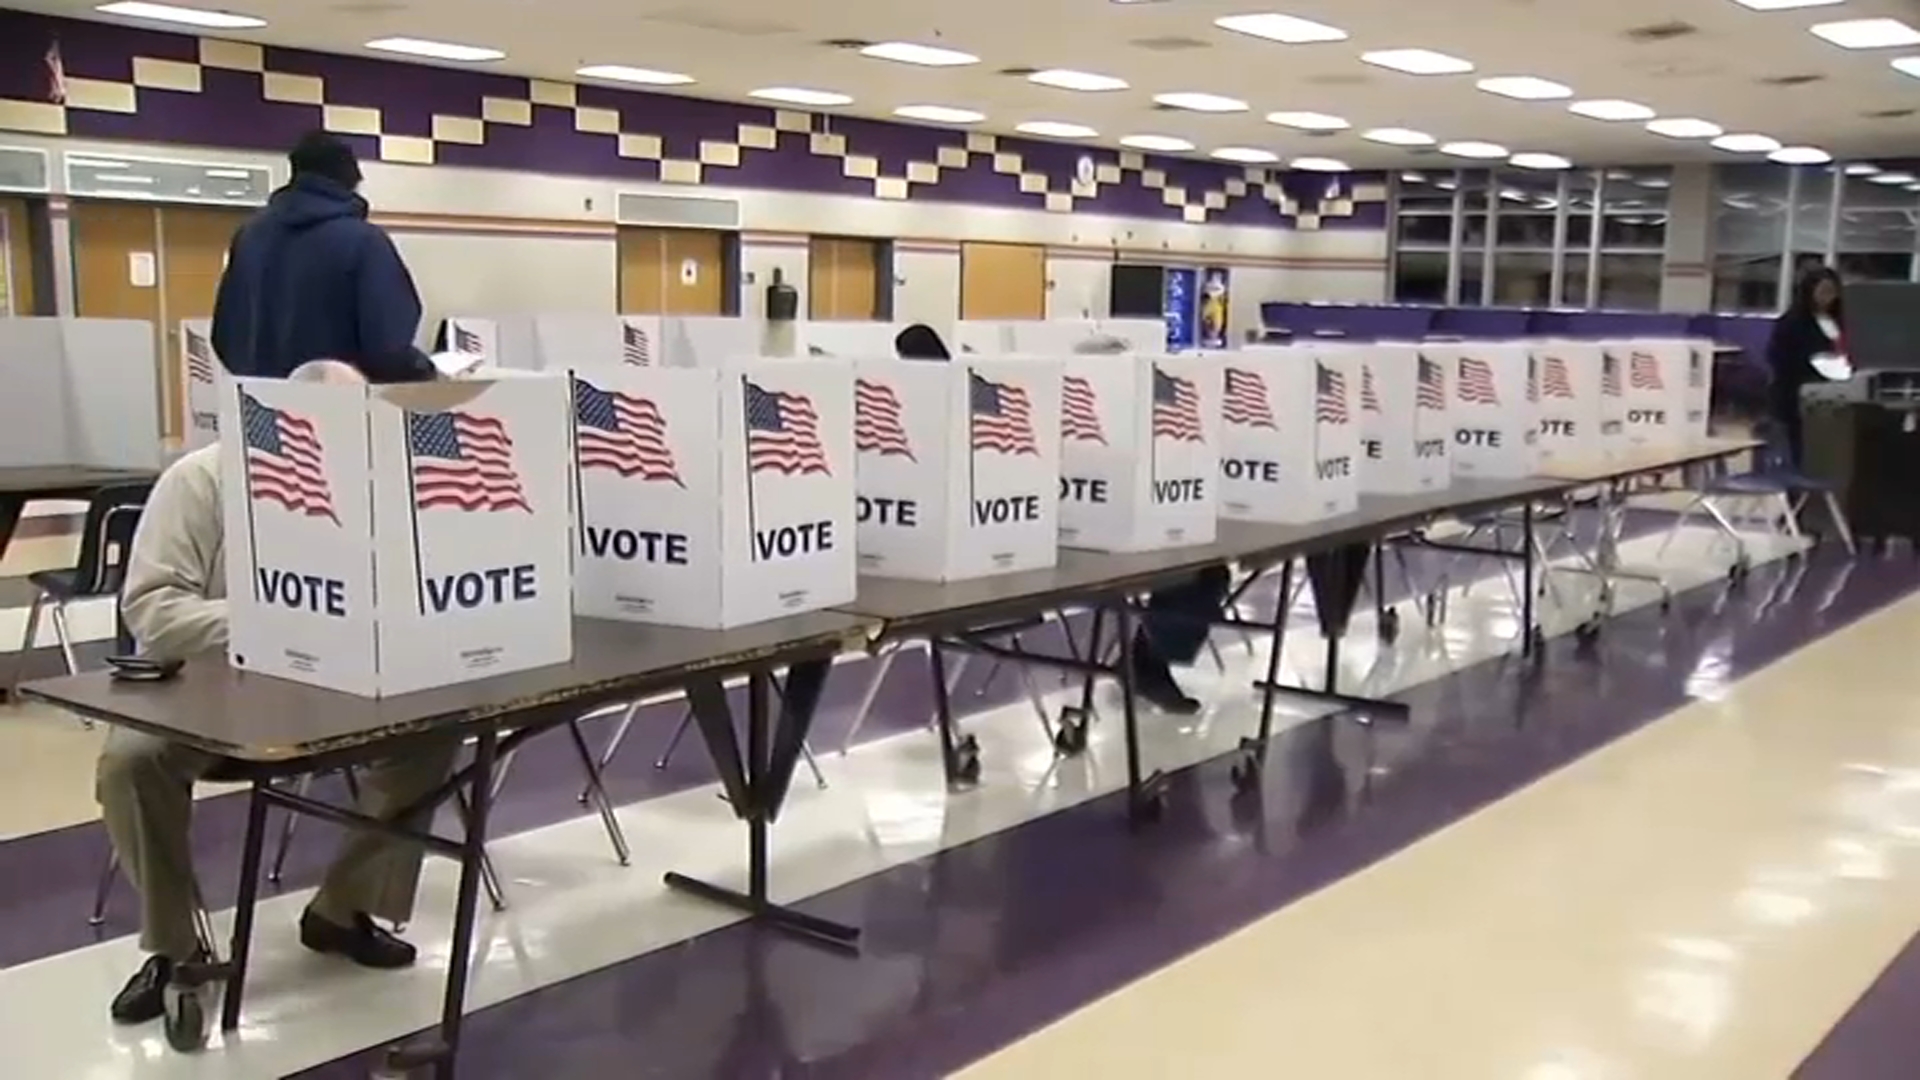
xmin=1362 ymin=127 xmax=1436 ymax=146
xmin=1153 ymin=92 xmax=1249 ymax=112
xmin=1810 ymin=18 xmax=1920 ymax=49
xmin=1846 ymin=163 xmax=1882 ymax=176
xmin=1769 ymin=145 xmax=1832 ymax=164
xmin=1646 ymin=117 xmax=1723 ymax=138
xmin=749 ymin=87 xmax=853 ymax=106
xmin=1213 ymin=12 xmax=1348 ymax=44
xmin=1028 ymin=69 xmax=1129 ymax=92
xmin=1289 ymin=157 xmax=1349 ymax=172
xmin=1869 ymin=171 xmax=1917 ymax=184
xmin=1476 ymin=76 xmax=1573 ymax=100
xmin=1015 ymin=120 xmax=1098 ymax=138
xmin=1510 ymin=152 xmax=1572 ymax=170
xmin=94 ymin=174 xmax=156 ymax=184
xmin=1732 ymin=0 xmax=1844 ymax=8
xmin=859 ymin=41 xmax=979 ymax=67
xmin=576 ymin=65 xmax=694 ymax=86
xmin=204 ymin=167 xmax=253 ymax=179
xmin=1266 ymin=110 xmax=1349 ymax=131
xmin=1120 ymin=134 xmax=1196 ymax=152
xmin=1711 ymin=133 xmax=1782 ymax=152
xmin=95 ymin=2 xmax=265 ymax=29
xmin=365 ymin=37 xmax=504 ymax=62
xmin=1212 ymin=147 xmax=1280 ymax=163
xmin=893 ymin=105 xmax=985 ymax=124
xmin=1440 ymin=140 xmax=1509 ymax=159
xmin=1360 ymin=48 xmax=1474 ymax=75
xmin=1569 ymin=98 xmax=1656 ymax=121
xmin=1893 ymin=57 xmax=1920 ymax=78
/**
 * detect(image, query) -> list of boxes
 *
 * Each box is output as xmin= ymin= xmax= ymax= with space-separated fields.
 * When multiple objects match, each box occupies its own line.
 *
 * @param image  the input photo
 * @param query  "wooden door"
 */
xmin=0 ymin=196 xmax=37 ymax=316
xmin=618 ymin=226 xmax=728 ymax=314
xmin=158 ymin=205 xmax=248 ymax=439
xmin=960 ymin=241 xmax=1046 ymax=319
xmin=808 ymin=236 xmax=881 ymax=320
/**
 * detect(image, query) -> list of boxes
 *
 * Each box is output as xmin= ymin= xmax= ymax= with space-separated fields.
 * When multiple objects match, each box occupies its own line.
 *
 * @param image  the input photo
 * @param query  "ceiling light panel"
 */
xmin=1646 ymin=117 xmax=1723 ymax=138
xmin=1028 ymin=69 xmax=1129 ymax=92
xmin=1153 ymin=92 xmax=1250 ymax=112
xmin=1477 ymin=76 xmax=1573 ymax=100
xmin=1510 ymin=152 xmax=1572 ymax=169
xmin=364 ymin=37 xmax=504 ymax=62
xmin=1290 ymin=157 xmax=1350 ymax=172
xmin=1893 ymin=57 xmax=1920 ymax=77
xmin=1360 ymin=48 xmax=1475 ymax=75
xmin=575 ymin=65 xmax=694 ymax=85
xmin=1440 ymin=141 xmax=1509 ymax=159
xmin=1810 ymin=18 xmax=1920 ymax=49
xmin=1016 ymin=120 xmax=1099 ymax=138
xmin=859 ymin=41 xmax=979 ymax=66
xmin=1363 ymin=127 xmax=1437 ymax=146
xmin=1710 ymin=133 xmax=1782 ymax=152
xmin=1769 ymin=145 xmax=1832 ymax=163
xmin=1569 ymin=99 xmax=1656 ymax=121
xmin=1212 ymin=147 xmax=1280 ymax=163
xmin=749 ymin=87 xmax=853 ymax=106
xmin=1266 ymin=110 xmax=1349 ymax=131
xmin=893 ymin=105 xmax=985 ymax=124
xmin=1213 ymin=12 xmax=1348 ymax=44
xmin=1845 ymin=163 xmax=1882 ymax=175
xmin=1868 ymin=171 xmax=1917 ymax=184
xmin=95 ymin=2 xmax=265 ymax=28
xmin=1732 ymin=0 xmax=1843 ymax=8
xmin=1120 ymin=134 xmax=1196 ymax=152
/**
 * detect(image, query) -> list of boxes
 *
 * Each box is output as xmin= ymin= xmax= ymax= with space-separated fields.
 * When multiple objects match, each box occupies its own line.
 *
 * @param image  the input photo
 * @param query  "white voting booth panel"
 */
xmin=1531 ymin=340 xmax=1605 ymax=464
xmin=660 ymin=316 xmax=762 ymax=368
xmin=0 ymin=319 xmax=71 ymax=467
xmin=179 ymin=319 xmax=223 ymax=451
xmin=1353 ymin=344 xmax=1450 ymax=495
xmin=852 ymin=358 xmax=1063 ymax=581
xmin=1098 ymin=319 xmax=1168 ymax=354
xmin=531 ymin=314 xmax=655 ymax=370
xmin=1057 ymin=353 xmax=1222 ymax=552
xmin=570 ymin=360 xmax=856 ymax=628
xmin=1603 ymin=338 xmax=1689 ymax=449
xmin=443 ymin=316 xmax=539 ymax=370
xmin=955 ymin=320 xmax=1101 ymax=356
xmin=0 ymin=318 xmax=163 ymax=470
xmin=1218 ymin=346 xmax=1362 ymax=522
xmin=1436 ymin=341 xmax=1539 ymax=479
xmin=1684 ymin=338 xmax=1715 ymax=440
xmin=805 ymin=321 xmax=909 ymax=359
xmin=221 ymin=376 xmax=574 ymax=697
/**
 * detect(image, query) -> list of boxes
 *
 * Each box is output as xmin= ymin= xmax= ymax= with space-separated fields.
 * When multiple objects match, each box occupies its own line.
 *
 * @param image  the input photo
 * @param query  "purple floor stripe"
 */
xmin=1794 ymin=928 xmax=1920 ymax=1077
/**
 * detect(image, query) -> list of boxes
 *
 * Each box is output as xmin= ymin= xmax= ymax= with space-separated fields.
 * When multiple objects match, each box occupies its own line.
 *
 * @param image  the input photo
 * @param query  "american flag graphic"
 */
xmin=622 ymin=322 xmax=652 ymax=366
xmin=1629 ymin=350 xmax=1664 ymax=392
xmin=1360 ymin=363 xmax=1382 ymax=414
xmin=1222 ymin=368 xmax=1275 ymax=429
xmin=1688 ymin=351 xmax=1706 ymax=390
xmin=1315 ymin=363 xmax=1349 ymax=425
xmin=1151 ymin=367 xmax=1204 ymax=443
xmin=1061 ymin=374 xmax=1106 ymax=444
xmin=44 ymin=40 xmax=65 ymax=105
xmin=1601 ymin=353 xmax=1624 ymax=398
xmin=1417 ymin=355 xmax=1446 ymax=411
xmin=409 ymin=411 xmax=532 ymax=513
xmin=1541 ymin=355 xmax=1575 ymax=400
xmin=185 ymin=329 xmax=217 ymax=384
xmin=854 ymin=377 xmax=915 ymax=460
xmin=745 ymin=381 xmax=831 ymax=476
xmin=451 ymin=323 xmax=485 ymax=357
xmin=970 ymin=372 xmax=1037 ymax=456
xmin=1457 ymin=356 xmax=1500 ymax=406
xmin=241 ymin=392 xmax=336 ymax=523
xmin=573 ymin=378 xmax=682 ymax=486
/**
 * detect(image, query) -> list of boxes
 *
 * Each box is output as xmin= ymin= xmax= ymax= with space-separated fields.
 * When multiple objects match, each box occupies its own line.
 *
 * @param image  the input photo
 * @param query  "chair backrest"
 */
xmin=73 ymin=481 xmax=154 ymax=597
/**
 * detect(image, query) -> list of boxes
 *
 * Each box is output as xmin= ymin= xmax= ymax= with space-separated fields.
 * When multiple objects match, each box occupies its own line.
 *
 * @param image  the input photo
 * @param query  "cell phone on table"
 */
xmin=106 ymin=655 xmax=185 ymax=682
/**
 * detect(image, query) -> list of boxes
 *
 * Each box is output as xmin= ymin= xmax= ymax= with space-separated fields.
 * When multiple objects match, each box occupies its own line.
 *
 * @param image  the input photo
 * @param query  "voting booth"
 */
xmin=954 ymin=319 xmax=1104 ymax=356
xmin=530 ymin=314 xmax=657 ymax=370
xmin=1218 ymin=345 xmax=1362 ymax=522
xmin=659 ymin=316 xmax=761 ymax=368
xmin=852 ymin=358 xmax=1063 ymax=581
xmin=1354 ymin=343 xmax=1450 ymax=495
xmin=220 ymin=376 xmax=574 ymax=697
xmin=0 ymin=318 xmax=163 ymax=470
xmin=1098 ymin=318 xmax=1171 ymax=355
xmin=1436 ymin=341 xmax=1538 ymax=479
xmin=1684 ymin=338 xmax=1715 ymax=440
xmin=570 ymin=359 xmax=856 ymax=628
xmin=1531 ymin=340 xmax=1605 ymax=464
xmin=1603 ymin=339 xmax=1690 ymax=450
xmin=179 ymin=319 xmax=223 ymax=451
xmin=805 ymin=321 xmax=911 ymax=359
xmin=441 ymin=315 xmax=539 ymax=371
xmin=1056 ymin=353 xmax=1222 ymax=552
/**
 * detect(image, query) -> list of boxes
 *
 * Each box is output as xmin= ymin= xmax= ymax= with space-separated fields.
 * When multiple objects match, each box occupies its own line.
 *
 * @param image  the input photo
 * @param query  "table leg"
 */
xmin=425 ymin=728 xmax=498 ymax=1079
xmin=1251 ymin=545 xmax=1409 ymax=730
xmin=1115 ymin=601 xmax=1168 ymax=826
xmin=1231 ymin=561 xmax=1297 ymax=793
xmin=926 ymin=640 xmax=980 ymax=788
xmin=1057 ymin=606 xmax=1106 ymax=745
xmin=218 ymin=781 xmax=272 ymax=1032
xmin=1521 ymin=502 xmax=1539 ymax=658
xmin=0 ymin=495 xmax=24 ymax=568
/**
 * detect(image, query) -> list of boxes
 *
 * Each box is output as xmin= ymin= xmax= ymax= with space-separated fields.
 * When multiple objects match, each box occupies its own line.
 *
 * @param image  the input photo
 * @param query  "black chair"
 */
xmin=11 ymin=481 xmax=154 ymax=695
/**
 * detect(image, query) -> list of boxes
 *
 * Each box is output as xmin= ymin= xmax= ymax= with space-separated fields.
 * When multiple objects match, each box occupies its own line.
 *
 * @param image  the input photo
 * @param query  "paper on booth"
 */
xmin=1057 ymin=353 xmax=1221 ymax=552
xmin=221 ymin=375 xmax=574 ymax=697
xmin=1218 ymin=345 xmax=1362 ymax=521
xmin=179 ymin=319 xmax=223 ymax=451
xmin=1354 ymin=344 xmax=1449 ymax=494
xmin=852 ymin=358 xmax=1062 ymax=581
xmin=1440 ymin=341 xmax=1539 ymax=479
xmin=570 ymin=359 xmax=856 ymax=628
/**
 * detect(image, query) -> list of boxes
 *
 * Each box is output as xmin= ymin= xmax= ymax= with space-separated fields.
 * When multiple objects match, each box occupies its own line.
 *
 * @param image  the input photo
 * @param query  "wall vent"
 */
xmin=64 ymin=151 xmax=270 ymax=205
xmin=616 ymin=191 xmax=742 ymax=229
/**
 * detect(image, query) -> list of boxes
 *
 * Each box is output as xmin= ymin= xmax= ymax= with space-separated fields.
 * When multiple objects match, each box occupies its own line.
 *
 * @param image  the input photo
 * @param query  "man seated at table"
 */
xmin=99 ymin=359 xmax=457 ymax=1025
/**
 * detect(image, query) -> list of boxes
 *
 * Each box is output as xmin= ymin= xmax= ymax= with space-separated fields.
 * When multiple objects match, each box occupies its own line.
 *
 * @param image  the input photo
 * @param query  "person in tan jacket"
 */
xmin=100 ymin=360 xmax=456 ymax=1025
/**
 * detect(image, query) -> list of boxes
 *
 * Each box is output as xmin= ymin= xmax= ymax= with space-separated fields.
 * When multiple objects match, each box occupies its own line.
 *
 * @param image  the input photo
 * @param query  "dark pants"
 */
xmin=1138 ymin=565 xmax=1233 ymax=665
xmin=1769 ymin=393 xmax=1804 ymax=470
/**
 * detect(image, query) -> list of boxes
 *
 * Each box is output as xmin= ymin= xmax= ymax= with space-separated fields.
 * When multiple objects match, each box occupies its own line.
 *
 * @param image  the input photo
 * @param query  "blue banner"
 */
xmin=1163 ymin=268 xmax=1197 ymax=351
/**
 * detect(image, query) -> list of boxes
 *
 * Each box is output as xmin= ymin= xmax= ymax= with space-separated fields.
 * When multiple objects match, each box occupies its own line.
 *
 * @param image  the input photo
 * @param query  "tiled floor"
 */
xmin=3 ymin=515 xmax=1918 ymax=1079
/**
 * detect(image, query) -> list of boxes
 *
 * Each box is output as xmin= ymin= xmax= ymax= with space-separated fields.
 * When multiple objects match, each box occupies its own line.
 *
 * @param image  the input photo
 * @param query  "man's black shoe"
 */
xmin=1130 ymin=644 xmax=1203 ymax=716
xmin=110 ymin=954 xmax=172 ymax=1024
xmin=299 ymin=909 xmax=417 ymax=969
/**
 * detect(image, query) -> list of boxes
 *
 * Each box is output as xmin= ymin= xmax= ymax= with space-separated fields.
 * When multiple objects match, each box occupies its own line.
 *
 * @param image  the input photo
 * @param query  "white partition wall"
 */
xmin=0 ymin=320 xmax=72 ymax=467
xmin=0 ymin=318 xmax=162 ymax=469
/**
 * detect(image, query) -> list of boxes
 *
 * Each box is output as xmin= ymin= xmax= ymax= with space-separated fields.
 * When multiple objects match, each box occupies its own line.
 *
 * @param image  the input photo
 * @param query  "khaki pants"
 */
xmin=95 ymin=728 xmax=459 ymax=960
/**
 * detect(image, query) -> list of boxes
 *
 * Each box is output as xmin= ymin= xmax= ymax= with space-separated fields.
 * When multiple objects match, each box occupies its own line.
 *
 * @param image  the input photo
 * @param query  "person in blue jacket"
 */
xmin=211 ymin=131 xmax=437 ymax=383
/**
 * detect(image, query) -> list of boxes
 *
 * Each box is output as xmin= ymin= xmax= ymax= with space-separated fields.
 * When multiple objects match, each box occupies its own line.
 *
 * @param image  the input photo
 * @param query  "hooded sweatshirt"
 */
xmin=211 ymin=174 xmax=436 ymax=383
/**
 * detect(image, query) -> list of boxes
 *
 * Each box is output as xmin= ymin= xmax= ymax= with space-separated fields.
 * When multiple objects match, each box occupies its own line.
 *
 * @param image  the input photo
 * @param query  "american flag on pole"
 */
xmin=1457 ymin=356 xmax=1500 ymax=406
xmin=409 ymin=411 xmax=532 ymax=513
xmin=1541 ymin=355 xmax=1575 ymax=400
xmin=854 ymin=377 xmax=914 ymax=460
xmin=1151 ymin=367 xmax=1204 ymax=443
xmin=185 ymin=328 xmax=217 ymax=384
xmin=1629 ymin=350 xmax=1664 ymax=391
xmin=970 ymin=372 xmax=1037 ymax=456
xmin=1360 ymin=363 xmax=1382 ymax=414
xmin=1061 ymin=374 xmax=1106 ymax=444
xmin=1601 ymin=352 xmax=1624 ymax=398
xmin=1315 ymin=362 xmax=1349 ymax=425
xmin=573 ymin=378 xmax=682 ymax=486
xmin=622 ymin=322 xmax=652 ymax=367
xmin=241 ymin=392 xmax=336 ymax=523
xmin=45 ymin=40 xmax=66 ymax=105
xmin=1417 ymin=355 xmax=1446 ymax=411
xmin=451 ymin=323 xmax=485 ymax=358
xmin=1222 ymin=367 xmax=1275 ymax=429
xmin=745 ymin=381 xmax=831 ymax=476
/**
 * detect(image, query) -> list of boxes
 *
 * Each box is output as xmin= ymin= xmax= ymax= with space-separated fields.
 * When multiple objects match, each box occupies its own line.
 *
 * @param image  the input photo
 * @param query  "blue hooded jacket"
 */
xmin=211 ymin=174 xmax=436 ymax=383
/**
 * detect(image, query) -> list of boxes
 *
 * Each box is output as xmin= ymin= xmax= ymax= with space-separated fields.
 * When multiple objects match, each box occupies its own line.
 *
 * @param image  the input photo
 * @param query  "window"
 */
xmin=1390 ymin=170 xmax=1454 ymax=303
xmin=1597 ymin=253 xmax=1663 ymax=310
xmin=1711 ymin=163 xmax=1790 ymax=312
xmin=1836 ymin=160 xmax=1919 ymax=284
xmin=1392 ymin=249 xmax=1449 ymax=303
